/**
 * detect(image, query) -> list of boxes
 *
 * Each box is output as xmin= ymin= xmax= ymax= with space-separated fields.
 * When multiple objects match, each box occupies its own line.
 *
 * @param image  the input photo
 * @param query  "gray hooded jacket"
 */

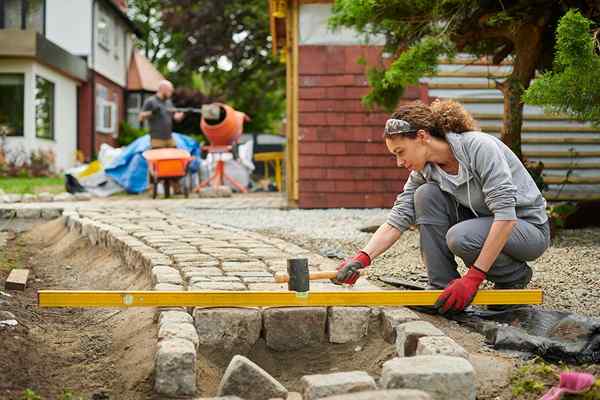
xmin=387 ymin=132 xmax=548 ymax=232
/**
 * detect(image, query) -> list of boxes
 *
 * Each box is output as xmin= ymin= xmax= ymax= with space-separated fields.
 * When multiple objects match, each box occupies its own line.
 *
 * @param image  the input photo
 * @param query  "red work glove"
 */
xmin=334 ymin=251 xmax=371 ymax=285
xmin=434 ymin=265 xmax=486 ymax=314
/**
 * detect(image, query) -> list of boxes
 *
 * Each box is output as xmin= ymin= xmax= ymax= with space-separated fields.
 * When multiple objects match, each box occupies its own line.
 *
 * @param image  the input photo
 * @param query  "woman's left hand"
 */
xmin=434 ymin=266 xmax=486 ymax=313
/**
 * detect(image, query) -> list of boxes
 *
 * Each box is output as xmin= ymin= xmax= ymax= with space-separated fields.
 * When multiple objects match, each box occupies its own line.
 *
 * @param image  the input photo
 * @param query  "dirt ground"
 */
xmin=0 ymin=220 xmax=155 ymax=400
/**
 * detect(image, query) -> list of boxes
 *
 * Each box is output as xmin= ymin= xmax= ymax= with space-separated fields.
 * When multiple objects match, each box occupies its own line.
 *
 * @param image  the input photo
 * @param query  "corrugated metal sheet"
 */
xmin=422 ymin=55 xmax=600 ymax=201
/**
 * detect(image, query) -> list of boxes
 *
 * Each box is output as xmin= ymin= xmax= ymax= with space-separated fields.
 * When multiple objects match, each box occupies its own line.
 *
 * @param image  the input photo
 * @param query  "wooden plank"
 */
xmin=440 ymin=97 xmax=504 ymax=104
xmin=37 ymin=289 xmax=544 ymax=308
xmin=524 ymin=151 xmax=600 ymax=158
xmin=433 ymin=71 xmax=510 ymax=79
xmin=473 ymin=113 xmax=571 ymax=121
xmin=428 ymin=82 xmax=498 ymax=90
xmin=536 ymin=162 xmax=600 ymax=170
xmin=542 ymin=176 xmax=600 ymax=185
xmin=544 ymin=191 xmax=600 ymax=201
xmin=481 ymin=125 xmax=600 ymax=133
xmin=5 ymin=269 xmax=30 ymax=291
xmin=523 ymin=137 xmax=600 ymax=145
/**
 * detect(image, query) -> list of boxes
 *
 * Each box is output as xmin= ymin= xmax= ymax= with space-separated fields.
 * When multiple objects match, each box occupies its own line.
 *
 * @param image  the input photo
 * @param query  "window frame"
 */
xmin=0 ymin=0 xmax=46 ymax=35
xmin=34 ymin=74 xmax=55 ymax=141
xmin=96 ymin=98 xmax=117 ymax=135
xmin=97 ymin=10 xmax=111 ymax=51
xmin=0 ymin=73 xmax=25 ymax=137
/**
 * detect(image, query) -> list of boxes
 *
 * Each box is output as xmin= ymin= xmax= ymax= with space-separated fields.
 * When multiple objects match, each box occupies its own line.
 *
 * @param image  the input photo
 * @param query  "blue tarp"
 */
xmin=104 ymin=133 xmax=201 ymax=194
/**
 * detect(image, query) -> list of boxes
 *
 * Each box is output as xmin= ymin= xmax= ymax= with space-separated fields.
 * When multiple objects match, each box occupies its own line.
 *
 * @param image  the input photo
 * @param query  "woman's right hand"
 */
xmin=334 ymin=251 xmax=371 ymax=285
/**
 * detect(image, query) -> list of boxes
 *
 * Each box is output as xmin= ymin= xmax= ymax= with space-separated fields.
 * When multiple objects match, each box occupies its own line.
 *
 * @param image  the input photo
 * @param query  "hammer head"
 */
xmin=287 ymin=258 xmax=309 ymax=292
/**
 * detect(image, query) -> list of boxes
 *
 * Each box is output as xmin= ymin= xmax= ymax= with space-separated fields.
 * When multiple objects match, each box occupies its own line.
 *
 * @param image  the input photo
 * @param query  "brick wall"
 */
xmin=93 ymin=72 xmax=125 ymax=154
xmin=297 ymin=45 xmax=428 ymax=208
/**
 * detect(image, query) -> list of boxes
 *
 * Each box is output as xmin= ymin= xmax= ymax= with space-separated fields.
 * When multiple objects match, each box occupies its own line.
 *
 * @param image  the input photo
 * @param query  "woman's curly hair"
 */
xmin=385 ymin=99 xmax=477 ymax=139
xmin=430 ymin=99 xmax=477 ymax=134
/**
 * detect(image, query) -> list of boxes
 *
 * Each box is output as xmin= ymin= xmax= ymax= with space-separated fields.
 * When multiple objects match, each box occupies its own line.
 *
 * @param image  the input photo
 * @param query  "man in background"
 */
xmin=139 ymin=80 xmax=184 ymax=148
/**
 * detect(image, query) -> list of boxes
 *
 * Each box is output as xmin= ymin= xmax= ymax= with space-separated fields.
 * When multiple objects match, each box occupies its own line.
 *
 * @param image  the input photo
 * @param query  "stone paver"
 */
xmin=381 ymin=356 xmax=475 ymax=400
xmin=301 ymin=371 xmax=377 ymax=400
xmin=263 ymin=307 xmax=327 ymax=351
xmin=193 ymin=308 xmax=261 ymax=350
xmin=320 ymin=390 xmax=432 ymax=400
xmin=395 ymin=321 xmax=444 ymax=357
xmin=327 ymin=307 xmax=371 ymax=343
xmin=154 ymin=339 xmax=197 ymax=396
xmin=218 ymin=355 xmax=288 ymax=400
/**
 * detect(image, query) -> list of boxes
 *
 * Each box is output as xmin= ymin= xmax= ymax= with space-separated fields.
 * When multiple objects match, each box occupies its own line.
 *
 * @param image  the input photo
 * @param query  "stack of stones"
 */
xmin=60 ymin=206 xmax=476 ymax=400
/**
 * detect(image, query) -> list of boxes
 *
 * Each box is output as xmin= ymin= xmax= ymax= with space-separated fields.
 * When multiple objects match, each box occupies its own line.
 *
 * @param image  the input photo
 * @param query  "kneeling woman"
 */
xmin=336 ymin=101 xmax=550 ymax=313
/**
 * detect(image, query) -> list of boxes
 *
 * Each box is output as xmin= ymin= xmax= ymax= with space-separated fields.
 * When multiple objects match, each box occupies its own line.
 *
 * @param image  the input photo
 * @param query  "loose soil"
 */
xmin=0 ymin=220 xmax=155 ymax=400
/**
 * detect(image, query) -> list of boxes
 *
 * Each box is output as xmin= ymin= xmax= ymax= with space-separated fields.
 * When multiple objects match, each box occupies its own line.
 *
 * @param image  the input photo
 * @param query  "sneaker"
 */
xmin=487 ymin=265 xmax=533 ymax=311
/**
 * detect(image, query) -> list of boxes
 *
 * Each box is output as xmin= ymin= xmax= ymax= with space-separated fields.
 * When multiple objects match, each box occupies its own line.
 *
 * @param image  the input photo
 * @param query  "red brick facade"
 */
xmin=94 ymin=73 xmax=125 ymax=153
xmin=297 ymin=45 xmax=428 ymax=208
xmin=78 ymin=72 xmax=125 ymax=160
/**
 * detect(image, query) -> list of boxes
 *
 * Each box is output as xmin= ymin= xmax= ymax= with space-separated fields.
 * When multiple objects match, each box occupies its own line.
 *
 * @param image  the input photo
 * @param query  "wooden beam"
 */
xmin=524 ymin=151 xmax=600 ymax=158
xmin=428 ymin=82 xmax=498 ymax=90
xmin=523 ymin=137 xmax=600 ymax=145
xmin=481 ymin=125 xmax=600 ymax=133
xmin=37 ymin=289 xmax=544 ymax=308
xmin=538 ymin=162 xmax=600 ymax=170
xmin=542 ymin=176 xmax=600 ymax=185
xmin=5 ymin=269 xmax=30 ymax=291
xmin=544 ymin=191 xmax=600 ymax=201
xmin=472 ymin=113 xmax=570 ymax=121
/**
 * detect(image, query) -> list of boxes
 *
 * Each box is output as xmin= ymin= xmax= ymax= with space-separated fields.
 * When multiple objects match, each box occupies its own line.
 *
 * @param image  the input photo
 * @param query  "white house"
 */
xmin=0 ymin=0 xmax=164 ymax=172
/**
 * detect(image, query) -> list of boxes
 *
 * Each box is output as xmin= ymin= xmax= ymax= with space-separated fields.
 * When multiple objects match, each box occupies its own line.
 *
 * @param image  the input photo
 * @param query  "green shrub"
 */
xmin=118 ymin=121 xmax=147 ymax=147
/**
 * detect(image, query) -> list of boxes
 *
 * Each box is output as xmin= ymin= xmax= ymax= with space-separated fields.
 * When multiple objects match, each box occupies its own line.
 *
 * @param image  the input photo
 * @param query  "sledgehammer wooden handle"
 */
xmin=274 ymin=269 xmax=368 ymax=283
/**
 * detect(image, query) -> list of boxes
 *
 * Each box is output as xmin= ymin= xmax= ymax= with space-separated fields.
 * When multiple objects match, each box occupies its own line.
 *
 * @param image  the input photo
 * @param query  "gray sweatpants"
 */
xmin=414 ymin=183 xmax=551 ymax=288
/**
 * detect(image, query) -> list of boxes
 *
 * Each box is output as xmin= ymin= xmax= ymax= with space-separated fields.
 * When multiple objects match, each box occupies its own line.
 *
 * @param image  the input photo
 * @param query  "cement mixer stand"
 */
xmin=195 ymin=145 xmax=248 ymax=193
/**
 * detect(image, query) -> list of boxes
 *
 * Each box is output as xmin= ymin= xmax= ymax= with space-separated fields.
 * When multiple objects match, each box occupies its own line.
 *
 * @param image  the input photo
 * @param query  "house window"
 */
xmin=126 ymin=92 xmax=143 ymax=128
xmin=97 ymin=12 xmax=110 ymax=50
xmin=0 ymin=0 xmax=45 ymax=33
xmin=35 ymin=75 xmax=54 ymax=140
xmin=95 ymin=84 xmax=117 ymax=135
xmin=0 ymin=74 xmax=24 ymax=137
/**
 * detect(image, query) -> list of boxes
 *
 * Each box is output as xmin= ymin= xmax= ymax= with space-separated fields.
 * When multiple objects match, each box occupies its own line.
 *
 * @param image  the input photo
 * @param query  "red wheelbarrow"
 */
xmin=142 ymin=148 xmax=194 ymax=199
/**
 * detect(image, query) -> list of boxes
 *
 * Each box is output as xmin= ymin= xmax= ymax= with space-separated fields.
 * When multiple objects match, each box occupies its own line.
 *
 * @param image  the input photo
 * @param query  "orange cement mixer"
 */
xmin=200 ymin=103 xmax=246 ymax=146
xmin=195 ymin=103 xmax=249 ymax=193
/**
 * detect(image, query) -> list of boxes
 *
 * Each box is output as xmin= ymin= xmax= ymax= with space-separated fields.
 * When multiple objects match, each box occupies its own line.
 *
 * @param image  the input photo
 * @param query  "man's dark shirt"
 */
xmin=142 ymin=95 xmax=174 ymax=140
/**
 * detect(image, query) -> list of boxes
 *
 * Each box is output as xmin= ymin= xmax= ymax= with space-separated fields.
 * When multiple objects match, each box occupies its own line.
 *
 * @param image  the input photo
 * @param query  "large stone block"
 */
xmin=159 ymin=322 xmax=199 ymax=349
xmin=16 ymin=208 xmax=41 ymax=219
xmin=193 ymin=308 xmax=261 ymax=351
xmin=159 ymin=310 xmax=193 ymax=325
xmin=320 ymin=390 xmax=432 ymax=400
xmin=263 ymin=307 xmax=327 ymax=351
xmin=381 ymin=308 xmax=420 ymax=344
xmin=301 ymin=371 xmax=376 ymax=400
xmin=416 ymin=336 xmax=469 ymax=360
xmin=154 ymin=339 xmax=197 ymax=397
xmin=217 ymin=355 xmax=287 ymax=400
xmin=380 ymin=356 xmax=475 ymax=400
xmin=327 ymin=307 xmax=371 ymax=343
xmin=395 ymin=321 xmax=444 ymax=357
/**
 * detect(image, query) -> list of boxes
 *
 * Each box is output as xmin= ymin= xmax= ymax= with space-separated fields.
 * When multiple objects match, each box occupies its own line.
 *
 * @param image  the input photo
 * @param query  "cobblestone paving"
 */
xmin=70 ymin=198 xmax=379 ymax=293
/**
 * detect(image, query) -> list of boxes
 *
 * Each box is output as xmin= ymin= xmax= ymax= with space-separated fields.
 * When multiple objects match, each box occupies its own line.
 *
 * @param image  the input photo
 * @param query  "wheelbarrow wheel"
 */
xmin=164 ymin=180 xmax=171 ymax=198
xmin=152 ymin=175 xmax=158 ymax=199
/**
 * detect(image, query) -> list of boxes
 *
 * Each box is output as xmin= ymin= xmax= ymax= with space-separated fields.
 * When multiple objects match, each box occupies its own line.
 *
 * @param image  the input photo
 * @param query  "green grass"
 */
xmin=0 ymin=176 xmax=65 ymax=195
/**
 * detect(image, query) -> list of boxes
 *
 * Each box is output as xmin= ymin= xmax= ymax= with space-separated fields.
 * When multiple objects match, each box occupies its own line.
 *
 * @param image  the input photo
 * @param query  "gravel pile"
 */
xmin=184 ymin=207 xmax=600 ymax=317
